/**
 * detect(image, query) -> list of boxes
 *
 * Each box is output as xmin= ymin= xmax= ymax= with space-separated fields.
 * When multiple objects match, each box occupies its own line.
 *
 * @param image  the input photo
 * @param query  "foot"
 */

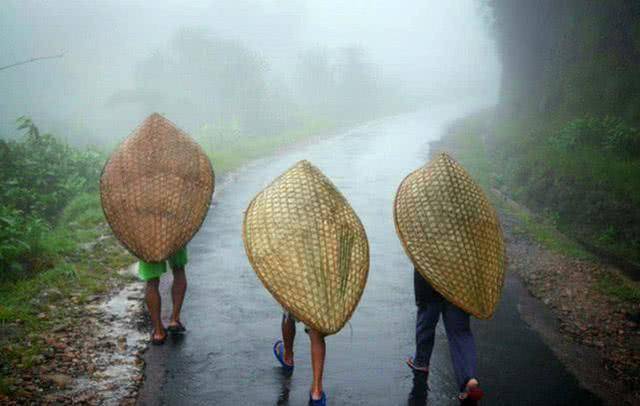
xmin=273 ymin=340 xmax=294 ymax=372
xmin=308 ymin=391 xmax=326 ymax=406
xmin=167 ymin=320 xmax=186 ymax=333
xmin=406 ymin=357 xmax=429 ymax=374
xmin=459 ymin=379 xmax=483 ymax=405
xmin=151 ymin=329 xmax=167 ymax=345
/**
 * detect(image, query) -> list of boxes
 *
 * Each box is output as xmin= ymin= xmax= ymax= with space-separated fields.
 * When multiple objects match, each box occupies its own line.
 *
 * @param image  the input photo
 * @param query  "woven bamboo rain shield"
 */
xmin=100 ymin=113 xmax=214 ymax=262
xmin=394 ymin=153 xmax=505 ymax=319
xmin=243 ymin=160 xmax=369 ymax=335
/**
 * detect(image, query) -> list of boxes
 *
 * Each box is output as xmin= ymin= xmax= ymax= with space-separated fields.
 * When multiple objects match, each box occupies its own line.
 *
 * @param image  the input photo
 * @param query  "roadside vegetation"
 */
xmin=1 ymin=117 xmax=106 ymax=279
xmin=490 ymin=116 xmax=640 ymax=266
xmin=0 ymin=118 xmax=133 ymax=395
xmin=483 ymin=0 xmax=640 ymax=269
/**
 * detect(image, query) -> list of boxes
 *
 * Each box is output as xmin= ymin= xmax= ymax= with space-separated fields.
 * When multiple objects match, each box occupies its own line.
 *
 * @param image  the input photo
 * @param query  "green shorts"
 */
xmin=138 ymin=247 xmax=188 ymax=281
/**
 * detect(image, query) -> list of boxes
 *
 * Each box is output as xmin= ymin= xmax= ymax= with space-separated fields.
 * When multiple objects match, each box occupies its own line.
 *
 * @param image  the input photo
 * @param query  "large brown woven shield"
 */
xmin=394 ymin=153 xmax=505 ymax=319
xmin=100 ymin=113 xmax=214 ymax=262
xmin=242 ymin=160 xmax=369 ymax=335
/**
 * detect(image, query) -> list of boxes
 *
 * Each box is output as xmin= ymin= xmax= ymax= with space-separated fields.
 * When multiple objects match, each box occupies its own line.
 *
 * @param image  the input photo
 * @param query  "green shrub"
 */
xmin=491 ymin=115 xmax=640 ymax=263
xmin=0 ymin=118 xmax=104 ymax=220
xmin=54 ymin=193 xmax=105 ymax=244
xmin=604 ymin=118 xmax=640 ymax=158
xmin=59 ymin=193 xmax=104 ymax=228
xmin=0 ymin=119 xmax=105 ymax=278
xmin=0 ymin=206 xmax=51 ymax=276
xmin=550 ymin=115 xmax=640 ymax=158
xmin=596 ymin=272 xmax=640 ymax=303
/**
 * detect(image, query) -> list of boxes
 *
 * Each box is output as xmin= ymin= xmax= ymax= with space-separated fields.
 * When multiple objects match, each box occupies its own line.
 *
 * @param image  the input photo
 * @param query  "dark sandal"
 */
xmin=167 ymin=321 xmax=186 ymax=333
xmin=406 ymin=357 xmax=429 ymax=374
xmin=151 ymin=331 xmax=167 ymax=345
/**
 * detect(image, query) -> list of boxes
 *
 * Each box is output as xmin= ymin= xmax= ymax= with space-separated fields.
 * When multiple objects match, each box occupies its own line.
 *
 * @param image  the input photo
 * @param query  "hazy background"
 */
xmin=0 ymin=0 xmax=500 ymax=144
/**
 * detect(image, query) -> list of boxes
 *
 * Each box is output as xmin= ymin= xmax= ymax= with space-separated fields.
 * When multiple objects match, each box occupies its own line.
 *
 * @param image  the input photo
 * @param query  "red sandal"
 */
xmin=459 ymin=384 xmax=484 ymax=405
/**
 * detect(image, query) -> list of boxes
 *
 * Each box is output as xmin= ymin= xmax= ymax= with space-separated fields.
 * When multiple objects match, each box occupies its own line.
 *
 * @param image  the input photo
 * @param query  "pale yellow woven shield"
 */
xmin=394 ymin=153 xmax=505 ymax=319
xmin=242 ymin=160 xmax=369 ymax=335
xmin=100 ymin=113 xmax=214 ymax=262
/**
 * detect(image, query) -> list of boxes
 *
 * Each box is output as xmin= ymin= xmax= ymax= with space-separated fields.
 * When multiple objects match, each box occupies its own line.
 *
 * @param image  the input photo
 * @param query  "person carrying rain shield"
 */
xmin=394 ymin=152 xmax=506 ymax=405
xmin=100 ymin=113 xmax=215 ymax=345
xmin=243 ymin=160 xmax=369 ymax=406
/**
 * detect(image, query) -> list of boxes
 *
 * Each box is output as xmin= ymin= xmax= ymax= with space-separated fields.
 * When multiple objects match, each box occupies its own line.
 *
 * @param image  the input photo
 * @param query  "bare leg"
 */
xmin=145 ymin=278 xmax=165 ymax=340
xmin=309 ymin=329 xmax=326 ymax=399
xmin=169 ymin=267 xmax=187 ymax=327
xmin=281 ymin=314 xmax=296 ymax=365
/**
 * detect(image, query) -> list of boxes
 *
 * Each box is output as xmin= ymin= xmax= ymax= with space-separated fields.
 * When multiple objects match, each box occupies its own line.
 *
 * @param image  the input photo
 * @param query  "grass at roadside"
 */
xmin=489 ymin=116 xmax=640 ymax=266
xmin=506 ymin=208 xmax=593 ymax=260
xmin=0 ymin=192 xmax=134 ymax=395
xmin=436 ymin=111 xmax=639 ymax=304
xmin=595 ymin=272 xmax=640 ymax=303
xmin=0 ymin=198 xmax=133 ymax=323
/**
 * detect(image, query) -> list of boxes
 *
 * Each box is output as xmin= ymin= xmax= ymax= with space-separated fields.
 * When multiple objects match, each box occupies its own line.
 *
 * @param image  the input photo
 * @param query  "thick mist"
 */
xmin=0 ymin=0 xmax=500 ymax=144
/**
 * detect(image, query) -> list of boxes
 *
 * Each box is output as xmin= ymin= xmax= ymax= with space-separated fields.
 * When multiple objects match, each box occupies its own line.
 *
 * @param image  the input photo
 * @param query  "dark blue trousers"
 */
xmin=413 ymin=270 xmax=477 ymax=390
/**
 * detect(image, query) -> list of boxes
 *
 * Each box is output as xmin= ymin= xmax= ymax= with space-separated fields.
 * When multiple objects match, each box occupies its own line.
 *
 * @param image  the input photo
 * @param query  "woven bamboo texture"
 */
xmin=100 ymin=113 xmax=214 ymax=263
xmin=243 ymin=160 xmax=369 ymax=335
xmin=394 ymin=152 xmax=505 ymax=319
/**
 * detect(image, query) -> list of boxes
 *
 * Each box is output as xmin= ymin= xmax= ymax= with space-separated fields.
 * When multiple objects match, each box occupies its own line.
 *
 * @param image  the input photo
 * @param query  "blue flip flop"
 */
xmin=308 ymin=391 xmax=326 ymax=406
xmin=273 ymin=340 xmax=294 ymax=372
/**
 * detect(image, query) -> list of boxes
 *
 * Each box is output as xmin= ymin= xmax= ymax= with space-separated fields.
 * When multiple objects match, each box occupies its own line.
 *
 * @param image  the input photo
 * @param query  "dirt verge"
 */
xmin=0 ymin=263 xmax=147 ymax=405
xmin=499 ymin=197 xmax=639 ymax=405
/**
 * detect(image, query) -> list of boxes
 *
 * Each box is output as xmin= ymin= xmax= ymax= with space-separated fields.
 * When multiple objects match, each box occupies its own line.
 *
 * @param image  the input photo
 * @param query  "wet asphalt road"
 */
xmin=138 ymin=103 xmax=601 ymax=405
